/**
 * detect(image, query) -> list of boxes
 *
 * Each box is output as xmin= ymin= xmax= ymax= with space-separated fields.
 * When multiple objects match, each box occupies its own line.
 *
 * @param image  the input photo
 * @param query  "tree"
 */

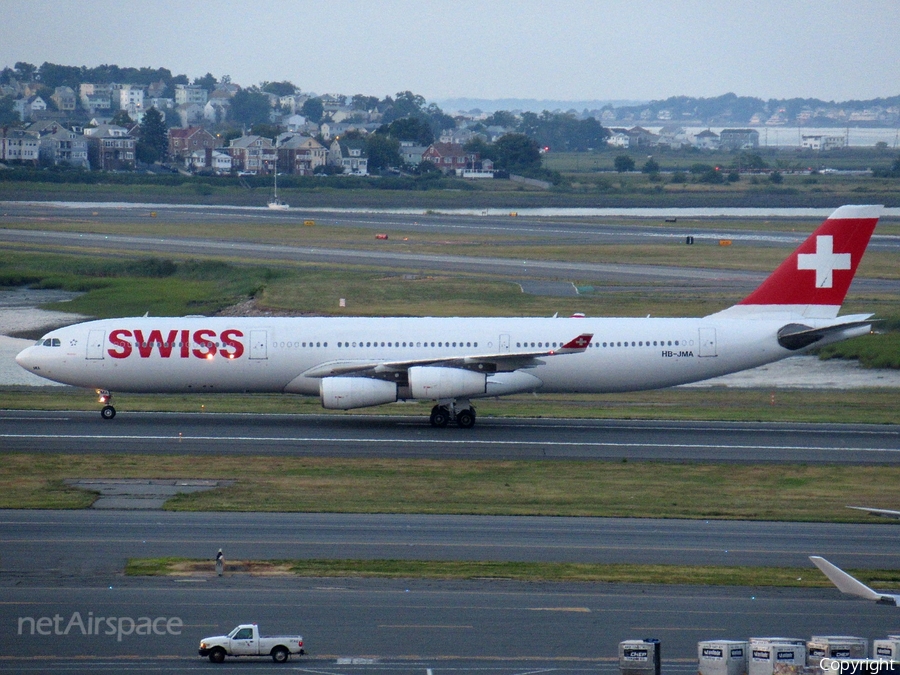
xmin=138 ymin=107 xmax=168 ymax=161
xmin=614 ymin=155 xmax=635 ymax=172
xmin=300 ymin=97 xmax=324 ymax=124
xmin=492 ymin=133 xmax=541 ymax=173
xmin=378 ymin=116 xmax=433 ymax=145
xmin=230 ymin=88 xmax=272 ymax=127
xmin=642 ymin=158 xmax=660 ymax=174
xmin=351 ymin=94 xmax=379 ymax=112
xmin=111 ymin=110 xmax=134 ymax=127
xmin=193 ymin=73 xmax=218 ymax=91
xmin=366 ymin=134 xmax=401 ymax=172
xmin=262 ymin=80 xmax=297 ymax=97
xmin=0 ymin=96 xmax=19 ymax=126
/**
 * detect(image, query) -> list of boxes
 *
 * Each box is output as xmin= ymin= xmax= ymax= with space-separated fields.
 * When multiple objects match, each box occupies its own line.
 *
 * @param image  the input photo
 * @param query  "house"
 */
xmin=15 ymin=95 xmax=47 ymax=121
xmin=719 ymin=128 xmax=759 ymax=151
xmin=50 ymin=86 xmax=77 ymax=112
xmin=176 ymin=102 xmax=205 ymax=127
xmin=625 ymin=126 xmax=658 ymax=148
xmin=692 ymin=129 xmax=720 ymax=150
xmin=421 ymin=142 xmax=476 ymax=174
xmin=656 ymin=126 xmax=688 ymax=149
xmin=801 ymin=134 xmax=845 ymax=151
xmin=276 ymin=134 xmax=327 ymax=174
xmin=328 ymin=138 xmax=368 ymax=175
xmin=203 ymin=98 xmax=230 ymax=124
xmin=189 ymin=148 xmax=232 ymax=174
xmin=0 ymin=128 xmax=40 ymax=163
xmin=227 ymin=134 xmax=276 ymax=174
xmin=168 ymin=126 xmax=217 ymax=160
xmin=319 ymin=122 xmax=351 ymax=140
xmin=175 ymin=84 xmax=208 ymax=106
xmin=118 ymin=85 xmax=144 ymax=117
xmin=606 ymin=129 xmax=630 ymax=148
xmin=38 ymin=126 xmax=89 ymax=168
xmin=282 ymin=114 xmax=307 ymax=132
xmin=398 ymin=141 xmax=427 ymax=167
xmin=83 ymin=124 xmax=135 ymax=170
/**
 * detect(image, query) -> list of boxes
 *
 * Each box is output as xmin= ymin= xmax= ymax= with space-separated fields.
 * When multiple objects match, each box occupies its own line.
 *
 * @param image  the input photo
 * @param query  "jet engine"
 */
xmin=320 ymin=377 xmax=397 ymax=410
xmin=408 ymin=366 xmax=486 ymax=399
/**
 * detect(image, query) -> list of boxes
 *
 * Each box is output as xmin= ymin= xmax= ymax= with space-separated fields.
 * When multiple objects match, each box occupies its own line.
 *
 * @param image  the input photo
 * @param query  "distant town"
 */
xmin=1 ymin=61 xmax=899 ymax=176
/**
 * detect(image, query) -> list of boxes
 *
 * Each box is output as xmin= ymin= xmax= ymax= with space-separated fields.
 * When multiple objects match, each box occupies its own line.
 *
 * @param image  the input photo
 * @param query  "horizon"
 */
xmin=3 ymin=0 xmax=898 ymax=104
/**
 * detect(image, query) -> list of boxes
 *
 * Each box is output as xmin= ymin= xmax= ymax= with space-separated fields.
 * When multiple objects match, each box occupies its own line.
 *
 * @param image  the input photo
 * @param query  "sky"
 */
xmin=4 ymin=0 xmax=900 ymax=105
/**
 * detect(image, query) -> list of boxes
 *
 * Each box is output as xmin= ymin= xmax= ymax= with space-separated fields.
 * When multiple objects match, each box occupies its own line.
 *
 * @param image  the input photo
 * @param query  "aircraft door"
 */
xmin=249 ymin=330 xmax=268 ymax=360
xmin=499 ymin=333 xmax=510 ymax=353
xmin=86 ymin=330 xmax=105 ymax=360
xmin=698 ymin=327 xmax=717 ymax=357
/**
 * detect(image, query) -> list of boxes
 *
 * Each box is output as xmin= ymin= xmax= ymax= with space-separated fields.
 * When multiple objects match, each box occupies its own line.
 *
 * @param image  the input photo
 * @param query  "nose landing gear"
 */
xmin=98 ymin=390 xmax=116 ymax=420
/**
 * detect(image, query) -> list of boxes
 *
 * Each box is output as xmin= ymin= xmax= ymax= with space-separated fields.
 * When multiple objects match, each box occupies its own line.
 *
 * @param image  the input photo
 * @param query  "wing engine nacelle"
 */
xmin=408 ymin=366 xmax=486 ymax=399
xmin=320 ymin=377 xmax=398 ymax=410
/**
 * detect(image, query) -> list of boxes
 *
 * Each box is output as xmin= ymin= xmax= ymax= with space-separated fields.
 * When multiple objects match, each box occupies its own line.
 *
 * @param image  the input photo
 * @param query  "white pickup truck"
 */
xmin=198 ymin=624 xmax=305 ymax=663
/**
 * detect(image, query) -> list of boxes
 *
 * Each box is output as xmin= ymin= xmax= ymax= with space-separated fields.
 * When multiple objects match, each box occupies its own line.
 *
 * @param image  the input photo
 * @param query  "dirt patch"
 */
xmin=169 ymin=560 xmax=295 ymax=576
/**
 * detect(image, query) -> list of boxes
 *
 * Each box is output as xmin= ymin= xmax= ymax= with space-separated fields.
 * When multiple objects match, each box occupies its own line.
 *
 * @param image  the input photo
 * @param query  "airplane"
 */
xmin=846 ymin=506 xmax=900 ymax=519
xmin=809 ymin=556 xmax=900 ymax=606
xmin=15 ymin=204 xmax=882 ymax=428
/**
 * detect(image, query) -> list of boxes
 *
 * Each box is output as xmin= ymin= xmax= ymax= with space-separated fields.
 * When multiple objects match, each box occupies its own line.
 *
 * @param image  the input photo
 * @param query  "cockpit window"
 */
xmin=37 ymin=338 xmax=61 ymax=347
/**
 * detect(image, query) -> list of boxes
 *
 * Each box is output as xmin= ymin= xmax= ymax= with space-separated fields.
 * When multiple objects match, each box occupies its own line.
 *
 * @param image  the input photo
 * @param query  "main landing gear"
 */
xmin=429 ymin=400 xmax=476 ymax=429
xmin=98 ymin=390 xmax=116 ymax=420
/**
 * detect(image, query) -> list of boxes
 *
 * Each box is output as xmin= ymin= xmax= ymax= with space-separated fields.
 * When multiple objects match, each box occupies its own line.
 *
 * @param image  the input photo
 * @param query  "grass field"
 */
xmin=123 ymin=557 xmax=900 ymax=588
xmin=2 ymin=453 xmax=899 ymax=521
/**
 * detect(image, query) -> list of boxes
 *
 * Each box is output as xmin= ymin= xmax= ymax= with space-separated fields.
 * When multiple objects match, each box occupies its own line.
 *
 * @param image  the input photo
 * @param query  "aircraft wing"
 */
xmin=809 ymin=556 xmax=900 ymax=606
xmin=846 ymin=505 xmax=900 ymax=519
xmin=301 ymin=333 xmax=593 ymax=379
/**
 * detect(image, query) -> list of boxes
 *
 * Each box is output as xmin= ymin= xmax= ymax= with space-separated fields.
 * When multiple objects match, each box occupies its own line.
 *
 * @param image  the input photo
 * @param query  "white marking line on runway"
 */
xmin=1 ymin=433 xmax=897 ymax=454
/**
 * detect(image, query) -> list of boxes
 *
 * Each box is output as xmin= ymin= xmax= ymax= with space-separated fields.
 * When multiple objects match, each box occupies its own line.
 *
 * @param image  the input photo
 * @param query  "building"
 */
xmin=276 ymin=134 xmax=327 ymax=174
xmin=175 ymin=84 xmax=208 ymax=106
xmin=176 ymin=102 xmax=205 ymax=127
xmin=0 ymin=128 xmax=40 ymax=163
xmin=692 ymin=129 xmax=720 ymax=150
xmin=719 ymin=128 xmax=759 ymax=151
xmin=328 ymin=138 xmax=368 ymax=175
xmin=226 ymin=135 xmax=276 ymax=174
xmin=421 ymin=142 xmax=476 ymax=174
xmin=801 ymin=134 xmax=846 ymax=151
xmin=38 ymin=126 xmax=89 ymax=168
xmin=398 ymin=141 xmax=427 ymax=167
xmin=50 ymin=86 xmax=77 ymax=112
xmin=168 ymin=126 xmax=217 ymax=161
xmin=118 ymin=85 xmax=145 ymax=117
xmin=188 ymin=148 xmax=232 ymax=173
xmin=83 ymin=124 xmax=135 ymax=170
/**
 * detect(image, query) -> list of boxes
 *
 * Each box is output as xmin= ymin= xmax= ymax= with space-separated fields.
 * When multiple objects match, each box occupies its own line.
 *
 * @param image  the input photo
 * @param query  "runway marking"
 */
xmin=527 ymin=607 xmax=590 ymax=612
xmin=1 ymin=433 xmax=897 ymax=454
xmin=377 ymin=624 xmax=474 ymax=629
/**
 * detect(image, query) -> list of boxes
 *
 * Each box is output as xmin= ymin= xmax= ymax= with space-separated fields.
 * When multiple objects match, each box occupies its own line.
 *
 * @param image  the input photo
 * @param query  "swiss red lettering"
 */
xmin=192 ymin=329 xmax=217 ymax=359
xmin=108 ymin=329 xmax=133 ymax=359
xmin=220 ymin=328 xmax=245 ymax=359
xmin=106 ymin=327 xmax=246 ymax=360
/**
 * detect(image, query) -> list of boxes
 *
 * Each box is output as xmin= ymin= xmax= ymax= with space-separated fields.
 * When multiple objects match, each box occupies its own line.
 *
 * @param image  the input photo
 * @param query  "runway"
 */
xmin=2 ymin=410 xmax=898 ymax=463
xmin=2 ymin=510 xmax=899 ymax=672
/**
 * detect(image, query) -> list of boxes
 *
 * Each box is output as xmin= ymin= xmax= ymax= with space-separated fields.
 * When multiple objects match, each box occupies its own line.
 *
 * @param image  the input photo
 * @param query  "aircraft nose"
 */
xmin=15 ymin=345 xmax=35 ymax=371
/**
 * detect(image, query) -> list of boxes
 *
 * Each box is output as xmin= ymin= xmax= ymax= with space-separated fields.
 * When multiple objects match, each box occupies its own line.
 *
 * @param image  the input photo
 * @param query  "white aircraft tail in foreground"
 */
xmin=16 ymin=205 xmax=883 ymax=427
xmin=809 ymin=556 xmax=900 ymax=606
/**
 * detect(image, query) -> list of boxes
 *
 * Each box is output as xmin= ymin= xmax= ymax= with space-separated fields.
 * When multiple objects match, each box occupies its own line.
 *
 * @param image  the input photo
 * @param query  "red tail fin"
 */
xmin=730 ymin=205 xmax=881 ymax=318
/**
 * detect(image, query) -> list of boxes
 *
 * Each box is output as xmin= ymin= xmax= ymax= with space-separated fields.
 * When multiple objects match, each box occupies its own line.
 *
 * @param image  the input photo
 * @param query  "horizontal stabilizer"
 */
xmin=810 ymin=556 xmax=900 ymax=606
xmin=777 ymin=319 xmax=873 ymax=350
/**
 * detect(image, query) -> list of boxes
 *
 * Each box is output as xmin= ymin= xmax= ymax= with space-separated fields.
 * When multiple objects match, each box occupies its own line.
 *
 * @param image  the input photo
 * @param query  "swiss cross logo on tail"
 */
xmin=734 ymin=205 xmax=881 ymax=317
xmin=797 ymin=235 xmax=851 ymax=288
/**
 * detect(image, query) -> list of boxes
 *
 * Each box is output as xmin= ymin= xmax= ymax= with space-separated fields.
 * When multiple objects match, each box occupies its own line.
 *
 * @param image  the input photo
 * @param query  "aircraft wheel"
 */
xmin=456 ymin=409 xmax=476 ymax=429
xmin=100 ymin=405 xmax=116 ymax=420
xmin=430 ymin=407 xmax=450 ymax=428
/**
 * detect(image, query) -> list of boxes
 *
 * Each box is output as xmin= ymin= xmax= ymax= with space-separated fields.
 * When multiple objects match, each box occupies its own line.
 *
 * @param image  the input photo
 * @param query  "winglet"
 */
xmin=809 ymin=556 xmax=885 ymax=601
xmin=555 ymin=333 xmax=593 ymax=354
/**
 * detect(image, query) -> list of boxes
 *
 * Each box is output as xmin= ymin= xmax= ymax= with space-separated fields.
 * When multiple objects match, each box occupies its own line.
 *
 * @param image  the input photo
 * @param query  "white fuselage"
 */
xmin=16 ymin=314 xmax=835 ymax=398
